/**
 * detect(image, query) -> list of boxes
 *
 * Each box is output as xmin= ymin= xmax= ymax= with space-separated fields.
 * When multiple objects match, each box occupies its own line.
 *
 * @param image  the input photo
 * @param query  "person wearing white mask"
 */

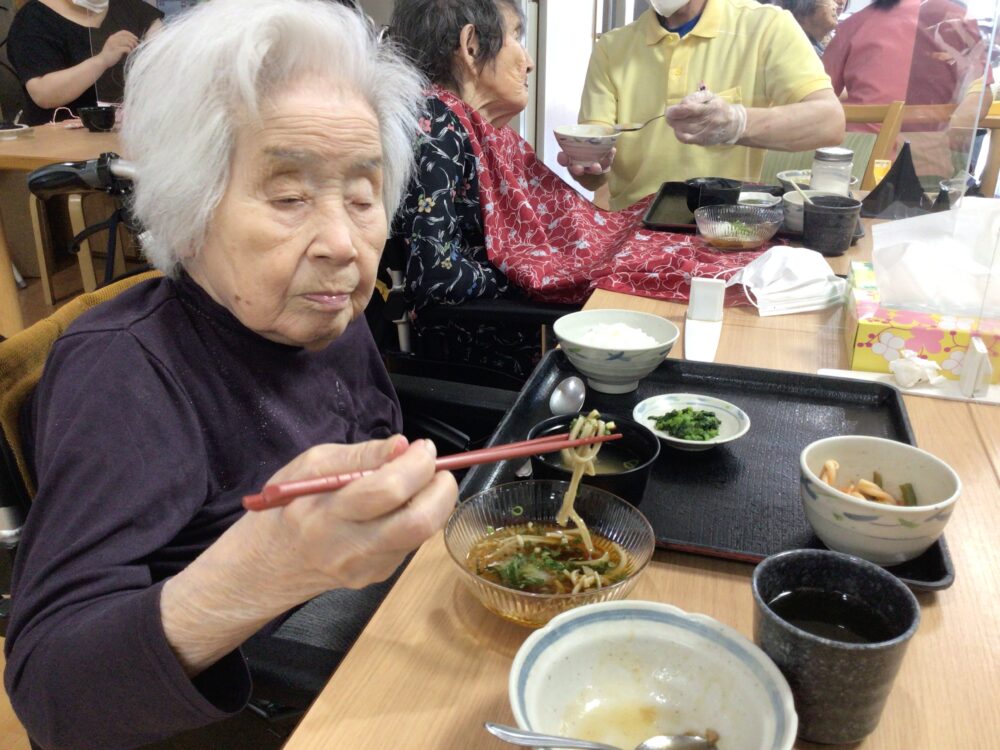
xmin=8 ymin=0 xmax=164 ymax=125
xmin=560 ymin=0 xmax=846 ymax=210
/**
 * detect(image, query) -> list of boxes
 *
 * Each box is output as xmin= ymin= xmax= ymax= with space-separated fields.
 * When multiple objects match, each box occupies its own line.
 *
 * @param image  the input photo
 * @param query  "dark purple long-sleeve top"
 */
xmin=4 ymin=273 xmax=401 ymax=749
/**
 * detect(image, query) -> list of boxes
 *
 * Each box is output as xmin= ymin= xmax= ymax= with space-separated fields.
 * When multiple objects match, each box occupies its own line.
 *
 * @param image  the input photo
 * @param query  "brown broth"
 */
xmin=709 ymin=237 xmax=763 ymax=250
xmin=468 ymin=523 xmax=630 ymax=595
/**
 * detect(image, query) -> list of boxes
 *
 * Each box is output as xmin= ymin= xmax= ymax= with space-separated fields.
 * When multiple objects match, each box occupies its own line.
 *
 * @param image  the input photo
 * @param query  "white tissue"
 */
xmin=888 ymin=350 xmax=946 ymax=389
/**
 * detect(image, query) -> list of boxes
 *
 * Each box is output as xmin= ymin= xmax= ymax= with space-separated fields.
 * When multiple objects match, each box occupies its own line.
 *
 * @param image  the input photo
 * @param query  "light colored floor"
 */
xmin=0 ymin=646 xmax=31 ymax=750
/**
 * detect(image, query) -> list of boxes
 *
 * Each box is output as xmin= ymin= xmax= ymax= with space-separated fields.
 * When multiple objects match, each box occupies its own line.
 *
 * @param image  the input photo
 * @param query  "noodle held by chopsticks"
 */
xmin=555 ymin=410 xmax=615 ymax=552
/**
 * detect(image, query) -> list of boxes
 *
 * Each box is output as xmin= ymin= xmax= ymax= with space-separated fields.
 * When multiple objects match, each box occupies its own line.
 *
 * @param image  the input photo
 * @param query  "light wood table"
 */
xmin=0 ymin=125 xmax=121 ymax=333
xmin=0 ymin=124 xmax=119 ymax=171
xmin=284 ymin=230 xmax=999 ymax=748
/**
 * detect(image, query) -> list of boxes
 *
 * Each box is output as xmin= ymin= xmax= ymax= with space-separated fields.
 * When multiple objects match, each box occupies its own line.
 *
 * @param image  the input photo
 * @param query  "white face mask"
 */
xmin=649 ymin=0 xmax=691 ymax=19
xmin=725 ymin=247 xmax=847 ymax=317
xmin=72 ymin=0 xmax=110 ymax=13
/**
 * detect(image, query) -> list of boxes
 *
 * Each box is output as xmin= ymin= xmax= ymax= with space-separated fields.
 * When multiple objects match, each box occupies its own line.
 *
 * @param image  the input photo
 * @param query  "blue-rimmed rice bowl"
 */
xmin=553 ymin=309 xmax=679 ymax=394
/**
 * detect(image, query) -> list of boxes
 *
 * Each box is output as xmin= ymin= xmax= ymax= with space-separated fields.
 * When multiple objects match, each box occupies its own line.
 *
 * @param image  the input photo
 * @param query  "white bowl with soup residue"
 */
xmin=510 ymin=600 xmax=797 ymax=750
xmin=554 ymin=309 xmax=680 ymax=394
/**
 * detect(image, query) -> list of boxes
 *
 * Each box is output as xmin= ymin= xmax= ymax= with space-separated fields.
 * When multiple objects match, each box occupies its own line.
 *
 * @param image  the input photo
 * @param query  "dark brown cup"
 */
xmin=752 ymin=549 xmax=920 ymax=744
xmin=685 ymin=177 xmax=742 ymax=214
xmin=802 ymin=195 xmax=862 ymax=256
xmin=78 ymin=106 xmax=117 ymax=133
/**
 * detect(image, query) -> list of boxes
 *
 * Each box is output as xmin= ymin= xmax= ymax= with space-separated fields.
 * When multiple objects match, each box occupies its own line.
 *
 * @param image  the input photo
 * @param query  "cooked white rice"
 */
xmin=583 ymin=322 xmax=658 ymax=348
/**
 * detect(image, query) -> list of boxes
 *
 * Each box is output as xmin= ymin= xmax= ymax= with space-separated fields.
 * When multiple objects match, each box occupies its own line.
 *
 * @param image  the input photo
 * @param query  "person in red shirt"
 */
xmin=823 ymin=0 xmax=921 ymax=133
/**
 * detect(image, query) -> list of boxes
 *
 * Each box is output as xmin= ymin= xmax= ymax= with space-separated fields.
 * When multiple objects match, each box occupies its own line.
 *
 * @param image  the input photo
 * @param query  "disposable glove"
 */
xmin=665 ymin=89 xmax=747 ymax=146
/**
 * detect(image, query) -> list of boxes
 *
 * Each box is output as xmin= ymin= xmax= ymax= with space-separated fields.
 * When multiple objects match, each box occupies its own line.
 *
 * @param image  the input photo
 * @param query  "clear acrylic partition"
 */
xmin=904 ymin=0 xmax=999 ymax=197
xmin=859 ymin=0 xmax=1000 ymax=387
xmin=857 ymin=0 xmax=1000 ymax=212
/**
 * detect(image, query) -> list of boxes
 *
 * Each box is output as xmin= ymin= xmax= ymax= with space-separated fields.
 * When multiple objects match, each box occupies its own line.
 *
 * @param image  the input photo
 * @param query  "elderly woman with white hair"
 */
xmin=3 ymin=1 xmax=457 ymax=748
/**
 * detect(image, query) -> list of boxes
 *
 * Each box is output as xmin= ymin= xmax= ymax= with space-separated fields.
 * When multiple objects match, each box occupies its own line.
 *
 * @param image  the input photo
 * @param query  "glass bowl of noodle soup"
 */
xmin=444 ymin=480 xmax=655 ymax=628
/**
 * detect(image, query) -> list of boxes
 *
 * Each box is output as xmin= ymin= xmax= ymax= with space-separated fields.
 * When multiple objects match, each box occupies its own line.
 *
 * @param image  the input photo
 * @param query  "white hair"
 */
xmin=121 ymin=0 xmax=425 ymax=275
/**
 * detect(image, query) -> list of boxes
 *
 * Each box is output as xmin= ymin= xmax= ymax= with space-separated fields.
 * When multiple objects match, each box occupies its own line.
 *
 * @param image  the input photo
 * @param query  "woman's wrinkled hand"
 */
xmin=160 ymin=436 xmax=457 ymax=676
xmin=557 ymin=146 xmax=616 ymax=177
xmin=247 ymin=435 xmax=457 ymax=600
xmin=98 ymin=30 xmax=140 ymax=69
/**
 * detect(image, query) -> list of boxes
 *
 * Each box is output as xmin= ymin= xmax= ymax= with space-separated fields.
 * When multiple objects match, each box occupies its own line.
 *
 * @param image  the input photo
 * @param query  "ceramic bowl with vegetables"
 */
xmin=633 ymin=393 xmax=750 ymax=452
xmin=800 ymin=436 xmax=961 ymax=566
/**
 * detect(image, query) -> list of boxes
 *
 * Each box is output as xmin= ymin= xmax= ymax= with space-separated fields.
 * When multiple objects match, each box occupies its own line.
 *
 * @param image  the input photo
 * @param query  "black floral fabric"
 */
xmin=392 ymin=96 xmax=540 ymax=380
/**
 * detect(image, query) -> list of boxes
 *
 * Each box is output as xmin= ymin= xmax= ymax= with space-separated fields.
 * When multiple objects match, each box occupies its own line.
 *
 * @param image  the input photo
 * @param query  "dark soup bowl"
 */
xmin=527 ymin=412 xmax=660 ymax=507
xmin=78 ymin=105 xmax=117 ymax=132
xmin=685 ymin=177 xmax=742 ymax=213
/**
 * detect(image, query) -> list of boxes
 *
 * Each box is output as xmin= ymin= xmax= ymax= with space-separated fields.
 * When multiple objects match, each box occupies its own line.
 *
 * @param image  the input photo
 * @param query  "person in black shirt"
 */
xmin=7 ymin=0 xmax=163 ymax=125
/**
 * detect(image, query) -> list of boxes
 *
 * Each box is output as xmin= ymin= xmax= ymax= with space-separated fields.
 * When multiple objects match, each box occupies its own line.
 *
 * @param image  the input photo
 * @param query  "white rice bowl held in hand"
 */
xmin=553 ymin=124 xmax=619 ymax=168
xmin=553 ymin=309 xmax=679 ymax=394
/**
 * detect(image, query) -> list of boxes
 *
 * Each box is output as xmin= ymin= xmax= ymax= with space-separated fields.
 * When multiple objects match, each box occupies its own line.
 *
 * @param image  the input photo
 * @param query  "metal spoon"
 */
xmin=548 ymin=376 xmax=586 ymax=416
xmin=614 ymin=114 xmax=666 ymax=133
xmin=485 ymin=722 xmax=718 ymax=750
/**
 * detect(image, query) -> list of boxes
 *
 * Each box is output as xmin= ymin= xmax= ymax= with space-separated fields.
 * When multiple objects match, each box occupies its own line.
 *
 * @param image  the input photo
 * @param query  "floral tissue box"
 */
xmin=845 ymin=262 xmax=1000 ymax=383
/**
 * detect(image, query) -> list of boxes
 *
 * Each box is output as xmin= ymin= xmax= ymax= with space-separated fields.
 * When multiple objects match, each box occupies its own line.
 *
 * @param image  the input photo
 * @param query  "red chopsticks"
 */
xmin=242 ymin=431 xmax=622 ymax=512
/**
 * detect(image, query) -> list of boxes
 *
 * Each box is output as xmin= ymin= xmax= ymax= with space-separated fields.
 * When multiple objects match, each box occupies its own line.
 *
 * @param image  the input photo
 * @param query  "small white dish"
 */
xmin=633 ymin=393 xmax=750 ymax=451
xmin=738 ymin=191 xmax=781 ymax=208
xmin=0 ymin=124 xmax=34 ymax=141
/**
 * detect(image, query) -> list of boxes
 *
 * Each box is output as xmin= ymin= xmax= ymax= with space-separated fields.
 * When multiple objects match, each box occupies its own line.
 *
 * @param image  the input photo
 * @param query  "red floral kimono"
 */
xmin=430 ymin=87 xmax=765 ymax=306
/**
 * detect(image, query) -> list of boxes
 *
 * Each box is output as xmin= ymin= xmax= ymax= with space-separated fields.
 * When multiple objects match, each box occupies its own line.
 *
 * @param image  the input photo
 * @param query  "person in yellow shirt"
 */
xmin=561 ymin=0 xmax=846 ymax=210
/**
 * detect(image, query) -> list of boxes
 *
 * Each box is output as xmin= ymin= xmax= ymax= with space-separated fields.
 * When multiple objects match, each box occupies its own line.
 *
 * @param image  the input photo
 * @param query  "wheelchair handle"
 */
xmin=27 ymin=152 xmax=136 ymax=199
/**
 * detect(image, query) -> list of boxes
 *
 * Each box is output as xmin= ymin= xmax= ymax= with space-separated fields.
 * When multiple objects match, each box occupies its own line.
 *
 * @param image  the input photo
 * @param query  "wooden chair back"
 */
xmin=0 ymin=271 xmax=161 ymax=499
xmin=980 ymin=113 xmax=1000 ymax=198
xmin=842 ymin=101 xmax=905 ymax=190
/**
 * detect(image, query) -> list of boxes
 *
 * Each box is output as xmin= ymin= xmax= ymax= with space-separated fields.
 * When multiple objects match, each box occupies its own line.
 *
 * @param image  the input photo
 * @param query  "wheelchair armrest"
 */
xmin=417 ymin=298 xmax=577 ymax=327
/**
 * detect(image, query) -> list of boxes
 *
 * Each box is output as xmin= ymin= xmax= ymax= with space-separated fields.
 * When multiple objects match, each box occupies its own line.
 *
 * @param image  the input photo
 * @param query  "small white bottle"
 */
xmin=811 ymin=147 xmax=854 ymax=196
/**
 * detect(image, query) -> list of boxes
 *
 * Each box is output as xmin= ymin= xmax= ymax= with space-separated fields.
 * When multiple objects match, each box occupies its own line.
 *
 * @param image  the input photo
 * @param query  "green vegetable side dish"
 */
xmin=649 ymin=407 xmax=721 ymax=441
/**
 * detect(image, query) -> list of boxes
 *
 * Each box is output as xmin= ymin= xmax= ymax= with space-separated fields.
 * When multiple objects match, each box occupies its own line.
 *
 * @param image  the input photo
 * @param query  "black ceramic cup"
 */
xmin=78 ymin=106 xmax=117 ymax=133
xmin=685 ymin=177 xmax=742 ymax=214
xmin=802 ymin=195 xmax=862 ymax=256
xmin=752 ymin=549 xmax=920 ymax=745
xmin=526 ymin=413 xmax=660 ymax=507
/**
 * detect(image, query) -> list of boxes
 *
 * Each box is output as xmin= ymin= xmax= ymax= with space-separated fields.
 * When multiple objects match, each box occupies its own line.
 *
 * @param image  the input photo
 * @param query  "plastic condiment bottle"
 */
xmin=872 ymin=159 xmax=891 ymax=185
xmin=811 ymin=147 xmax=854 ymax=196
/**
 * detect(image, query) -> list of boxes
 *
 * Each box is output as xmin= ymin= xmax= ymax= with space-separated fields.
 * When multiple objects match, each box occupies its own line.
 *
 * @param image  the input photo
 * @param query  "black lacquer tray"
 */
xmin=458 ymin=351 xmax=954 ymax=591
xmin=642 ymin=181 xmax=865 ymax=244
